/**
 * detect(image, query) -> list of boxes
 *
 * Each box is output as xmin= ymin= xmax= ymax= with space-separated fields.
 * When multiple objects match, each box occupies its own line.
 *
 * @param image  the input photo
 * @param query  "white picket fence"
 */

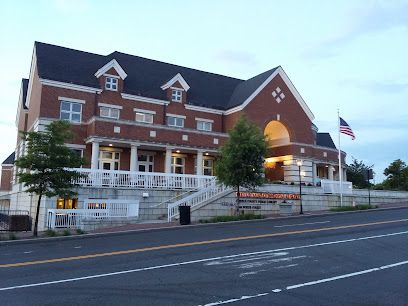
xmin=71 ymin=168 xmax=214 ymax=190
xmin=47 ymin=199 xmax=139 ymax=229
xmin=321 ymin=179 xmax=353 ymax=194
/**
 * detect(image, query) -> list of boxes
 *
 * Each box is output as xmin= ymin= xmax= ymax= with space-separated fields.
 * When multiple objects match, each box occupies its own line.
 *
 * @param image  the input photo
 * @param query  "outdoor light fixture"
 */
xmin=205 ymin=152 xmax=209 ymax=156
xmin=108 ymin=144 xmax=113 ymax=147
xmin=176 ymin=150 xmax=180 ymax=153
xmin=296 ymin=159 xmax=304 ymax=215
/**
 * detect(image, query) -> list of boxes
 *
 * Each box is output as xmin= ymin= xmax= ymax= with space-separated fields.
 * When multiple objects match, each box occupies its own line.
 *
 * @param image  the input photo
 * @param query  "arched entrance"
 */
xmin=264 ymin=121 xmax=291 ymax=182
xmin=263 ymin=120 xmax=290 ymax=147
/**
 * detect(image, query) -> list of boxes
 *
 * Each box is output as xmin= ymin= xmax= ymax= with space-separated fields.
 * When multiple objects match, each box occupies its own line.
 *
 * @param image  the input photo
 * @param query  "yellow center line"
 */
xmin=2 ymin=218 xmax=408 ymax=268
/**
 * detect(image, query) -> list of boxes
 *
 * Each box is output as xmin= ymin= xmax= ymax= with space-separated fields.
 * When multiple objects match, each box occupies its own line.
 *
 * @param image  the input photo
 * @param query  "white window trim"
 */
xmin=135 ymin=112 xmax=154 ymax=124
xmin=100 ymin=106 xmax=120 ymax=120
xmin=171 ymin=89 xmax=183 ymax=102
xmin=105 ymin=77 xmax=118 ymax=91
xmin=98 ymin=103 xmax=123 ymax=110
xmin=197 ymin=120 xmax=213 ymax=131
xmin=171 ymin=155 xmax=185 ymax=174
xmin=58 ymin=97 xmax=86 ymax=104
xmin=167 ymin=116 xmax=185 ymax=128
xmin=60 ymin=101 xmax=82 ymax=123
xmin=195 ymin=117 xmax=214 ymax=123
xmin=133 ymin=108 xmax=156 ymax=114
xmin=166 ymin=113 xmax=186 ymax=119
xmin=103 ymin=74 xmax=120 ymax=79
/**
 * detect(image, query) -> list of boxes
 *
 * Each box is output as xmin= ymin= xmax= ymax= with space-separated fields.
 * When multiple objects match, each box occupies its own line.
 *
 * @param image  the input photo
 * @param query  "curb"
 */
xmin=1 ymin=205 xmax=407 ymax=246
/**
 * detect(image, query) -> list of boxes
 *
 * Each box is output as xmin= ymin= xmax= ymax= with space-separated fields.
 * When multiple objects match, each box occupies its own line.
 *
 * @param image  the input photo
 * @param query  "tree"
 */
xmin=215 ymin=116 xmax=267 ymax=214
xmin=346 ymin=158 xmax=372 ymax=189
xmin=382 ymin=159 xmax=408 ymax=191
xmin=14 ymin=121 xmax=84 ymax=236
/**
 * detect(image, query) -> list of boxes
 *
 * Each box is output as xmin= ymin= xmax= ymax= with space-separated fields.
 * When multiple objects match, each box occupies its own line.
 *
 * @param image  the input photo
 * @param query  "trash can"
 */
xmin=179 ymin=205 xmax=191 ymax=225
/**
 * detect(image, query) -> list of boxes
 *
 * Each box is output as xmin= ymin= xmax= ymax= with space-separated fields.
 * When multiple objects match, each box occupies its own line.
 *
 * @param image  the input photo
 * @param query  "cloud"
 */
xmin=303 ymin=0 xmax=408 ymax=59
xmin=214 ymin=50 xmax=257 ymax=66
xmin=342 ymin=80 xmax=408 ymax=94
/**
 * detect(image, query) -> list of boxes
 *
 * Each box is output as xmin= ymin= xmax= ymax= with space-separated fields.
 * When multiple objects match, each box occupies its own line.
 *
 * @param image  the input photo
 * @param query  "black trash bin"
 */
xmin=178 ymin=205 xmax=191 ymax=225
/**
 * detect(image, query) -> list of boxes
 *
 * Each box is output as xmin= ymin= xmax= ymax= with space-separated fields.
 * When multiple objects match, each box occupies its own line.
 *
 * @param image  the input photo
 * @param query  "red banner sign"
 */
xmin=237 ymin=191 xmax=300 ymax=200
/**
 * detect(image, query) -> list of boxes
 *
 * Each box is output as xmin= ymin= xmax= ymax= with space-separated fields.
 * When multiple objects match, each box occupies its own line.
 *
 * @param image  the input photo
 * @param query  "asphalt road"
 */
xmin=1 ymin=208 xmax=408 ymax=306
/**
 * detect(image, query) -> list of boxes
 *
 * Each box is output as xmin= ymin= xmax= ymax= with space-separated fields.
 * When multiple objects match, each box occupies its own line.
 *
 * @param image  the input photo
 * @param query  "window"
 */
xmin=197 ymin=121 xmax=212 ymax=131
xmin=171 ymin=89 xmax=182 ymax=102
xmin=171 ymin=156 xmax=185 ymax=174
xmin=167 ymin=116 xmax=184 ymax=127
xmin=203 ymin=159 xmax=214 ymax=176
xmin=195 ymin=157 xmax=215 ymax=176
xmin=99 ymin=151 xmax=120 ymax=170
xmin=138 ymin=154 xmax=154 ymax=172
xmin=60 ymin=101 xmax=82 ymax=123
xmin=100 ymin=106 xmax=120 ymax=119
xmin=105 ymin=77 xmax=118 ymax=91
xmin=136 ymin=112 xmax=154 ymax=124
xmin=56 ymin=198 xmax=78 ymax=209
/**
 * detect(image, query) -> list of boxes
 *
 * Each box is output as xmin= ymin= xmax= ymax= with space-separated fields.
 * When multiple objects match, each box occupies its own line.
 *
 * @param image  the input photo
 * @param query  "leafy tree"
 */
xmin=382 ymin=159 xmax=408 ymax=191
xmin=215 ymin=116 xmax=267 ymax=214
xmin=14 ymin=121 xmax=84 ymax=236
xmin=346 ymin=158 xmax=372 ymax=189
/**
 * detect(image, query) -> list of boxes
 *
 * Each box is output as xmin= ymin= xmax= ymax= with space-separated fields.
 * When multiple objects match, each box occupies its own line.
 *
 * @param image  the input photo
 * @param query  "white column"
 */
xmin=312 ymin=162 xmax=317 ymax=185
xmin=130 ymin=144 xmax=138 ymax=172
xmin=91 ymin=141 xmax=100 ymax=170
xmin=165 ymin=148 xmax=172 ymax=173
xmin=328 ymin=165 xmax=334 ymax=181
xmin=196 ymin=151 xmax=203 ymax=176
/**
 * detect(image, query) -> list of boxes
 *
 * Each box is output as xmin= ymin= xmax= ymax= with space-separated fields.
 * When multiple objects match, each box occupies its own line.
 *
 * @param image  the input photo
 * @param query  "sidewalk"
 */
xmin=89 ymin=201 xmax=408 ymax=234
xmin=1 ymin=201 xmax=407 ymax=242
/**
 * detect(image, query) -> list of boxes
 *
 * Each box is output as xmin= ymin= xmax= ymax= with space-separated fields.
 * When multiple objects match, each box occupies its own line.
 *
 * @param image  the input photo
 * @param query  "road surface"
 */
xmin=1 ymin=208 xmax=408 ymax=305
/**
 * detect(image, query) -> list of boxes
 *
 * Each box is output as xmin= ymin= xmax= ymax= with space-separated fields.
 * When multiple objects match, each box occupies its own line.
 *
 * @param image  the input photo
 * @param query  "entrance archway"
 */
xmin=264 ymin=121 xmax=291 ymax=182
xmin=264 ymin=120 xmax=290 ymax=147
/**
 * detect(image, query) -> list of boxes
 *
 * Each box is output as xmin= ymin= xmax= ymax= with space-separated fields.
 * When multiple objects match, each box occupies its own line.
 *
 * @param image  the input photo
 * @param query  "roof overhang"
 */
xmin=160 ymin=73 xmax=190 ymax=91
xmin=95 ymin=59 xmax=127 ymax=79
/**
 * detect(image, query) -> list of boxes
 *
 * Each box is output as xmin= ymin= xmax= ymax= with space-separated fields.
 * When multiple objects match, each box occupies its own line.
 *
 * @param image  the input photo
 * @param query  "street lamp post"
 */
xmin=297 ymin=160 xmax=303 ymax=215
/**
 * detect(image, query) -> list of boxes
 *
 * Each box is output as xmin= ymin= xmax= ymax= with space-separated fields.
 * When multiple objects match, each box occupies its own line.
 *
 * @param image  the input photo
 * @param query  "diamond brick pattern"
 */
xmin=272 ymin=87 xmax=285 ymax=103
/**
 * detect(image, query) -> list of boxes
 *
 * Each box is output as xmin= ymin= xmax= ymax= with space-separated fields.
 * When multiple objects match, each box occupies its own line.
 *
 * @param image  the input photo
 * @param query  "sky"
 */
xmin=0 ymin=0 xmax=407 ymax=182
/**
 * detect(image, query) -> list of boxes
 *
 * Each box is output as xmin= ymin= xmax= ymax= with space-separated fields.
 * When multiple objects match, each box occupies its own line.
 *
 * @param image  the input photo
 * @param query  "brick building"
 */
xmin=1 ymin=41 xmax=345 ymax=196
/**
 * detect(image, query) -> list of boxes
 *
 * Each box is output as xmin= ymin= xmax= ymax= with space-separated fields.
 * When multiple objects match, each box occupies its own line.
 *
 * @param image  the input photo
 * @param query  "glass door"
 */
xmin=99 ymin=151 xmax=120 ymax=170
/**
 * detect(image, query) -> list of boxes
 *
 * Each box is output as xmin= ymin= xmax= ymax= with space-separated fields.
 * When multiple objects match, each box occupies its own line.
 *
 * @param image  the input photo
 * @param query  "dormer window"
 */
xmin=105 ymin=77 xmax=118 ymax=91
xmin=171 ymin=89 xmax=182 ymax=102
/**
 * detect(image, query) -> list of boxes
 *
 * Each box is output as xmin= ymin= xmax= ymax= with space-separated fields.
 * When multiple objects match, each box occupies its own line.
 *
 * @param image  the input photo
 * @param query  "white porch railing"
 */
xmin=321 ymin=179 xmax=353 ymax=194
xmin=168 ymin=182 xmax=231 ymax=222
xmin=71 ymin=168 xmax=215 ymax=190
xmin=47 ymin=199 xmax=139 ymax=229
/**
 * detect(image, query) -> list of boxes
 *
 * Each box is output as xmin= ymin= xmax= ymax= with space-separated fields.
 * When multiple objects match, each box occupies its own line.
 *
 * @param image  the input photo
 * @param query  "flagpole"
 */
xmin=338 ymin=109 xmax=343 ymax=207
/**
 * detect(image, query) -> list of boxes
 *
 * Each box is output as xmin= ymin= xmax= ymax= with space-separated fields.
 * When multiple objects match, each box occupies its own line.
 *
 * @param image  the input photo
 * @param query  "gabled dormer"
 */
xmin=161 ymin=73 xmax=190 ymax=104
xmin=95 ymin=59 xmax=127 ymax=93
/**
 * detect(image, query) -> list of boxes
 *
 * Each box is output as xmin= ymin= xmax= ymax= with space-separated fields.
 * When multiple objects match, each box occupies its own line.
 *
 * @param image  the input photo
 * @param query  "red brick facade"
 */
xmin=10 ymin=45 xmax=345 ymax=182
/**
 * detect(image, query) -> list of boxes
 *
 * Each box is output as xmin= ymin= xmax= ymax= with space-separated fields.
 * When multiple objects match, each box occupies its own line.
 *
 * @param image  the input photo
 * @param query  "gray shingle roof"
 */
xmin=316 ymin=133 xmax=336 ymax=149
xmin=34 ymin=42 xmax=279 ymax=111
xmin=2 ymin=152 xmax=15 ymax=165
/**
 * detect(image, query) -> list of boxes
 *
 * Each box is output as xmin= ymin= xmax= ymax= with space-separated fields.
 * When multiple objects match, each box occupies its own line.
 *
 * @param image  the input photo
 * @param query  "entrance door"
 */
xmin=138 ymin=154 xmax=154 ymax=172
xmin=99 ymin=151 xmax=120 ymax=170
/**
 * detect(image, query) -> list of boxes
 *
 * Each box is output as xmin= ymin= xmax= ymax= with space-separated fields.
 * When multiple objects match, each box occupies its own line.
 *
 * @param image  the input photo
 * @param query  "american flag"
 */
xmin=339 ymin=117 xmax=355 ymax=140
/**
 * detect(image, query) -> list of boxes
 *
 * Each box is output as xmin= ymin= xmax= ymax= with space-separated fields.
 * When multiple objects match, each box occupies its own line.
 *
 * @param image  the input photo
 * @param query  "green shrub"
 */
xmin=76 ymin=229 xmax=85 ymax=235
xmin=8 ymin=233 xmax=17 ymax=240
xmin=330 ymin=204 xmax=377 ymax=212
xmin=201 ymin=214 xmax=265 ymax=223
xmin=62 ymin=229 xmax=71 ymax=236
xmin=45 ymin=229 xmax=57 ymax=237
